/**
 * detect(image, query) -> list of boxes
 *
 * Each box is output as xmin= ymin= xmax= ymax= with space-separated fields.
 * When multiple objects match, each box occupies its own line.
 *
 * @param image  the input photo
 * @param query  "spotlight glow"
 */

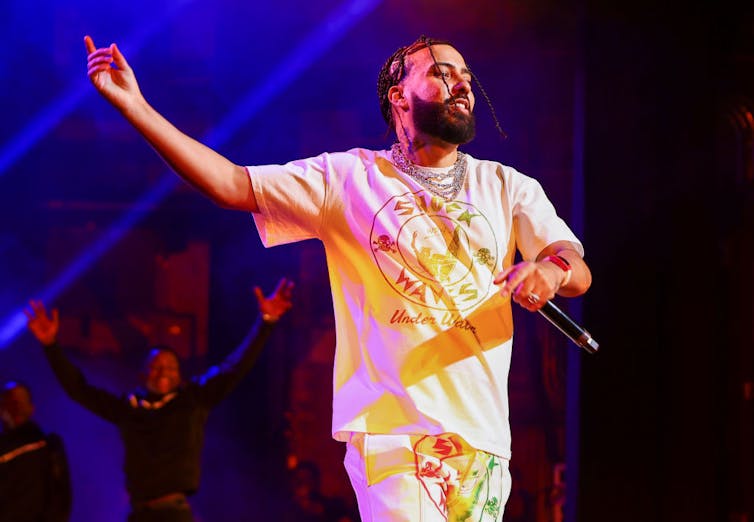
xmin=0 ymin=0 xmax=382 ymax=348
xmin=0 ymin=0 xmax=198 ymax=178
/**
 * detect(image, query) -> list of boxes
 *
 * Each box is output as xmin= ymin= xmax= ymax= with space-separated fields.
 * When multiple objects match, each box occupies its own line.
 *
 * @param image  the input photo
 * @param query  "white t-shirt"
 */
xmin=248 ymin=147 xmax=581 ymax=459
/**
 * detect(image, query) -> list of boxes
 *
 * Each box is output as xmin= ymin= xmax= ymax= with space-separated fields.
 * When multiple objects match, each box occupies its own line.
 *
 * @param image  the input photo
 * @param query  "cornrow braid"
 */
xmin=424 ymin=39 xmax=454 ymax=104
xmin=377 ymin=36 xmax=509 ymax=140
xmin=469 ymin=69 xmax=508 ymax=140
xmin=377 ymin=36 xmax=450 ymax=130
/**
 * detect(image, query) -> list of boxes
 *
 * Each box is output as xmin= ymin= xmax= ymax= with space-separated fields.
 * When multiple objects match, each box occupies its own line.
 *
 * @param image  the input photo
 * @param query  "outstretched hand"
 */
xmin=25 ymin=300 xmax=60 ymax=346
xmin=254 ymin=278 xmax=295 ymax=322
xmin=85 ymin=35 xmax=143 ymax=110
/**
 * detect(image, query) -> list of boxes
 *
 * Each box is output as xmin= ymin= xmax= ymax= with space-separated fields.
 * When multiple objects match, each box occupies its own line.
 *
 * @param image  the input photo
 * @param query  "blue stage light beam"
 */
xmin=0 ymin=0 xmax=197 ymax=178
xmin=0 ymin=0 xmax=382 ymax=348
xmin=205 ymin=0 xmax=382 ymax=147
xmin=0 ymin=175 xmax=177 ymax=346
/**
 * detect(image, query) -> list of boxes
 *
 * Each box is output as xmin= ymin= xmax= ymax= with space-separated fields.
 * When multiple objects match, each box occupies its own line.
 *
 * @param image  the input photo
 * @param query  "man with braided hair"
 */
xmin=84 ymin=34 xmax=592 ymax=521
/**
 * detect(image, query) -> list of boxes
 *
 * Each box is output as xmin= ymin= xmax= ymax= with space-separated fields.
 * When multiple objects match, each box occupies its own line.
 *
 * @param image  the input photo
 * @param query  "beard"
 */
xmin=411 ymin=93 xmax=476 ymax=145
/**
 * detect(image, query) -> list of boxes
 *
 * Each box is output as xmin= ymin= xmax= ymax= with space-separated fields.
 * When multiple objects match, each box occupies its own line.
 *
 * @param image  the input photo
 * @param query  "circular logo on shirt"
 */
xmin=370 ymin=190 xmax=497 ymax=311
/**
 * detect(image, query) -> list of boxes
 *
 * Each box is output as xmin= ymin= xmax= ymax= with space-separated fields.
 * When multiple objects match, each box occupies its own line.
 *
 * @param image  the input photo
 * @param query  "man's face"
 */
xmin=400 ymin=44 xmax=476 ymax=144
xmin=144 ymin=350 xmax=181 ymax=395
xmin=0 ymin=384 xmax=34 ymax=431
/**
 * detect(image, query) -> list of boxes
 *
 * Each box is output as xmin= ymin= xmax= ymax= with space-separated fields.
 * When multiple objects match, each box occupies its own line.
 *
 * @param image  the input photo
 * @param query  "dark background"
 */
xmin=0 ymin=0 xmax=751 ymax=520
xmin=582 ymin=1 xmax=754 ymax=520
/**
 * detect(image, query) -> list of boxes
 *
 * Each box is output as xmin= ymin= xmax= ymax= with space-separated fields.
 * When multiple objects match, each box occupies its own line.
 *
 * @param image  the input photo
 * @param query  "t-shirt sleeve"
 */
xmin=247 ymin=153 xmax=329 ymax=247
xmin=510 ymin=171 xmax=584 ymax=260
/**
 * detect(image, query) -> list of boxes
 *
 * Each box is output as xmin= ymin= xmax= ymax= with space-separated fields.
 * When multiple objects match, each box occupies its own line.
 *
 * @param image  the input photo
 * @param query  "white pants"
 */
xmin=343 ymin=433 xmax=511 ymax=522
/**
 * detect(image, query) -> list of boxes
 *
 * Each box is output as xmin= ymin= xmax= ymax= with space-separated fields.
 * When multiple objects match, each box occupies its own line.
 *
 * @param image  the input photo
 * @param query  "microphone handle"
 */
xmin=537 ymin=300 xmax=599 ymax=354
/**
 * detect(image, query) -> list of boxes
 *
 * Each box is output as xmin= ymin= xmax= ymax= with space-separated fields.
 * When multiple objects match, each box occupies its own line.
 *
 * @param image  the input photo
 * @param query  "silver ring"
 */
xmin=527 ymin=293 xmax=540 ymax=304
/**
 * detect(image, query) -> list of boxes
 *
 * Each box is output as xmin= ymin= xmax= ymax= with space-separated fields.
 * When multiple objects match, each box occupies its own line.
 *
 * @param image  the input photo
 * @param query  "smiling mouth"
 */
xmin=448 ymin=97 xmax=470 ymax=113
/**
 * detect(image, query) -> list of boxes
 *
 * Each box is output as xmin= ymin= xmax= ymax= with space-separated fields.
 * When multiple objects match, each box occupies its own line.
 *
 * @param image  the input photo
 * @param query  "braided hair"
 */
xmin=377 ymin=36 xmax=449 ymax=130
xmin=376 ymin=36 xmax=507 ymax=140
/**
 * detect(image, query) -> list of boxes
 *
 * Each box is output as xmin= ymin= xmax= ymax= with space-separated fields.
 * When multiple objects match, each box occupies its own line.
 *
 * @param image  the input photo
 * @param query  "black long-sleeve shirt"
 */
xmin=43 ymin=317 xmax=274 ymax=503
xmin=0 ymin=421 xmax=71 ymax=522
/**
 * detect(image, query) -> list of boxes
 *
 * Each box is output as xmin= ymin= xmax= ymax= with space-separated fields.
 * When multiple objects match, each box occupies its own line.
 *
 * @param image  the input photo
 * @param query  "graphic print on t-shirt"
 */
xmin=370 ymin=190 xmax=497 ymax=312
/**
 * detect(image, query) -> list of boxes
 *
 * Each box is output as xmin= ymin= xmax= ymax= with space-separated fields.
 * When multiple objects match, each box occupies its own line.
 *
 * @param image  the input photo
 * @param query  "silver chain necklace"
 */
xmin=390 ymin=143 xmax=467 ymax=201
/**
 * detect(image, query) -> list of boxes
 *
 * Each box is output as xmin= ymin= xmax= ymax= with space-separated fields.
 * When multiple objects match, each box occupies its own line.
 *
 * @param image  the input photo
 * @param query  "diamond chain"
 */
xmin=390 ymin=143 xmax=467 ymax=201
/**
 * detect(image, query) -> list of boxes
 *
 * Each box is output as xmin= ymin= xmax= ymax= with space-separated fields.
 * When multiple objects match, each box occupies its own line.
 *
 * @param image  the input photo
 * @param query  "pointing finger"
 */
xmin=493 ymin=266 xmax=514 ymax=286
xmin=84 ymin=35 xmax=96 ymax=54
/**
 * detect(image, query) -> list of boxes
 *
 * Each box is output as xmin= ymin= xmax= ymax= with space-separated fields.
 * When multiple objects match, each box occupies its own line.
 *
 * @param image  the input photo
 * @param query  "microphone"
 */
xmin=537 ymin=300 xmax=599 ymax=354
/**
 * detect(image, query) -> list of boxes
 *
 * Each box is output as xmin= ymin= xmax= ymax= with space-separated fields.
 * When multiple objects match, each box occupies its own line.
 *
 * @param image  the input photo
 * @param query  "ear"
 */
xmin=388 ymin=85 xmax=408 ymax=111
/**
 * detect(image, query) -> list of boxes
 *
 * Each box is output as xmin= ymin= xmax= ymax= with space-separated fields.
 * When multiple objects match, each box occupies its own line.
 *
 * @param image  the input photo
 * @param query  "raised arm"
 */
xmin=84 ymin=35 xmax=257 ymax=212
xmin=25 ymin=300 xmax=125 ymax=423
xmin=196 ymin=278 xmax=294 ymax=406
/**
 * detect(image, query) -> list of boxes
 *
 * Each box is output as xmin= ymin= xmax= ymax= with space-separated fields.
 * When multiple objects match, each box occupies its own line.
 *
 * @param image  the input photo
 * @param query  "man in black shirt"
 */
xmin=0 ymin=380 xmax=72 ymax=522
xmin=25 ymin=278 xmax=294 ymax=522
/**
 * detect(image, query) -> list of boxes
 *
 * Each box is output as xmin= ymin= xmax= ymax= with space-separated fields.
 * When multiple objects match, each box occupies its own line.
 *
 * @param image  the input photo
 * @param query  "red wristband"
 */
xmin=543 ymin=254 xmax=573 ymax=287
